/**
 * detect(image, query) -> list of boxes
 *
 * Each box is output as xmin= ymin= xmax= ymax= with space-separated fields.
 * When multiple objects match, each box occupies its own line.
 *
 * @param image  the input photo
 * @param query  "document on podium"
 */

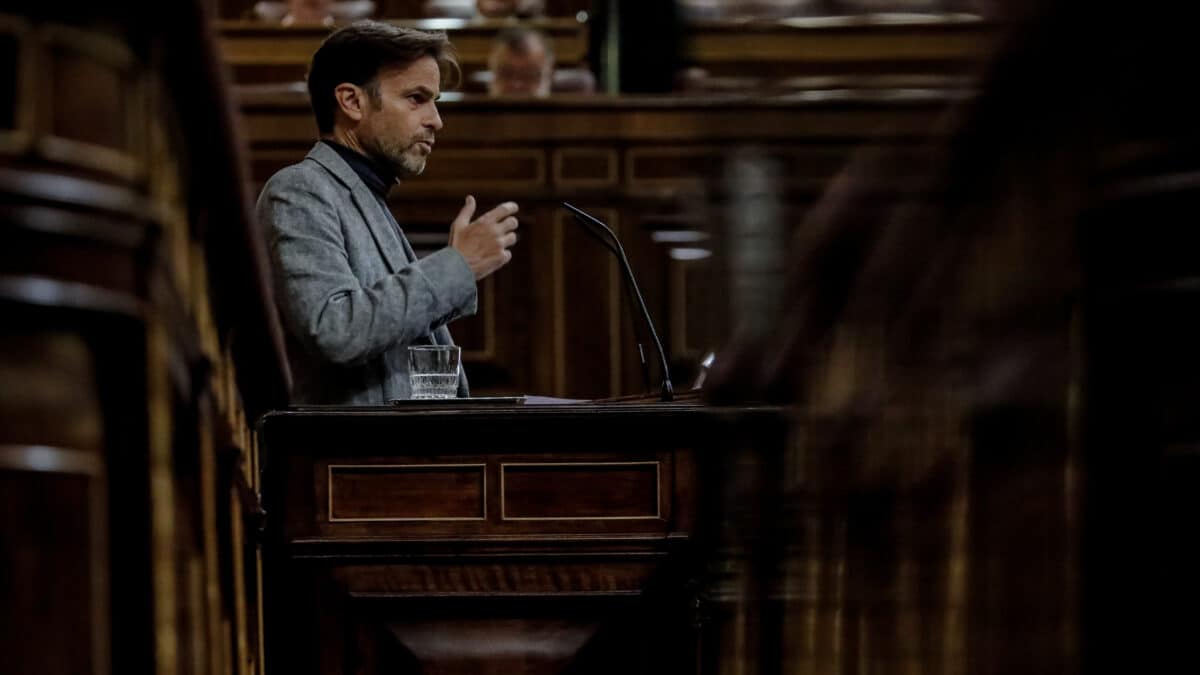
xmin=522 ymin=395 xmax=585 ymax=405
xmin=388 ymin=395 xmax=585 ymax=406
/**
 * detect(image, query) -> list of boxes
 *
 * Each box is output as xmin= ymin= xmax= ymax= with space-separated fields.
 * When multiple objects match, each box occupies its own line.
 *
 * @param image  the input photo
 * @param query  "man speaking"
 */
xmin=258 ymin=22 xmax=519 ymax=404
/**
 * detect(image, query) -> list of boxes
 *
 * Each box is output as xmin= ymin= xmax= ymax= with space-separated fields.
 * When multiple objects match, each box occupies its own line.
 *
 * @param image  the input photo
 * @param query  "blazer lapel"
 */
xmin=306 ymin=142 xmax=408 ymax=273
xmin=306 ymin=143 xmax=443 ymax=346
xmin=349 ymin=186 xmax=408 ymax=273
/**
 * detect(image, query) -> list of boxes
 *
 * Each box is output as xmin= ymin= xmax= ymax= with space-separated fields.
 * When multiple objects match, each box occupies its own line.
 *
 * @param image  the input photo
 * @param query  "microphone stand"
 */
xmin=562 ymin=202 xmax=675 ymax=402
xmin=568 ymin=215 xmax=654 ymax=396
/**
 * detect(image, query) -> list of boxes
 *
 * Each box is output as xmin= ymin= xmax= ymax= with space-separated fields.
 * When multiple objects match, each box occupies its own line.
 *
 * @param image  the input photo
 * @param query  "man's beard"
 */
xmin=364 ymin=135 xmax=428 ymax=177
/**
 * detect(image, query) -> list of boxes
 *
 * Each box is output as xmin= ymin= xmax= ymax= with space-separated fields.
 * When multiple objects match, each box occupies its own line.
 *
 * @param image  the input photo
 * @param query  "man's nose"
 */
xmin=426 ymin=103 xmax=443 ymax=131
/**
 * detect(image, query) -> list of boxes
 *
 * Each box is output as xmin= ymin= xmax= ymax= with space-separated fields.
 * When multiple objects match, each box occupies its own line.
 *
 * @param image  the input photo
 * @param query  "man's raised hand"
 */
xmin=449 ymin=196 xmax=520 ymax=280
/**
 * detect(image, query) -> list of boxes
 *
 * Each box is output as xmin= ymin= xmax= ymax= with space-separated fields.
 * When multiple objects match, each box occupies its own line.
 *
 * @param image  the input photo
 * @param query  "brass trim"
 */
xmin=499 ymin=461 xmax=663 ymax=521
xmin=326 ymin=462 xmax=488 ymax=522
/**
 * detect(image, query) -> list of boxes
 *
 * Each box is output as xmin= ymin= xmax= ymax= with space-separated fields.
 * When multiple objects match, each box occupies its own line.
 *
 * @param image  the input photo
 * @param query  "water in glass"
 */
xmin=410 ymin=373 xmax=459 ymax=399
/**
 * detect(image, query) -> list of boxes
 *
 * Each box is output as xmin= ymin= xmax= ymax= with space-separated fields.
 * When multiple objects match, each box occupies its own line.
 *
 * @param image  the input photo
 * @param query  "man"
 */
xmin=258 ymin=22 xmax=519 ymax=404
xmin=487 ymin=27 xmax=554 ymax=97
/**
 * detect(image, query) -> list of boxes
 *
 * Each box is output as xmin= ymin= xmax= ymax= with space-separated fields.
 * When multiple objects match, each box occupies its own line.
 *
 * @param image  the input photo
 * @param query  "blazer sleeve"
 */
xmin=259 ymin=172 xmax=478 ymax=367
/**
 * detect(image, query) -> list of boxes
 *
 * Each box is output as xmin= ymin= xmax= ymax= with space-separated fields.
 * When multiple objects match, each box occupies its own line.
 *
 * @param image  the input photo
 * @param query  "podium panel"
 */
xmin=258 ymin=403 xmax=780 ymax=674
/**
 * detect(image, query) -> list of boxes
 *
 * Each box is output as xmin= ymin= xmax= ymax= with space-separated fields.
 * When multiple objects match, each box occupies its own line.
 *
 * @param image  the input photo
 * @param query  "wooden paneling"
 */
xmin=237 ymin=92 xmax=959 ymax=397
xmin=217 ymin=18 xmax=589 ymax=84
xmin=670 ymin=255 xmax=716 ymax=360
xmin=328 ymin=463 xmax=487 ymax=521
xmin=303 ymin=453 xmax=676 ymax=540
xmin=216 ymin=14 xmax=991 ymax=92
xmin=37 ymin=24 xmax=143 ymax=182
xmin=553 ymin=207 xmax=621 ymax=397
xmin=553 ymin=146 xmax=618 ymax=188
xmin=0 ymin=469 xmax=104 ymax=675
xmin=216 ymin=0 xmax=593 ymax=20
xmin=2 ymin=6 xmax=288 ymax=675
xmin=259 ymin=403 xmax=782 ymax=675
xmin=229 ymin=16 xmax=985 ymax=397
xmin=416 ymin=147 xmax=546 ymax=191
xmin=334 ymin=561 xmax=660 ymax=596
xmin=685 ymin=13 xmax=994 ymax=80
xmin=501 ymin=461 xmax=661 ymax=520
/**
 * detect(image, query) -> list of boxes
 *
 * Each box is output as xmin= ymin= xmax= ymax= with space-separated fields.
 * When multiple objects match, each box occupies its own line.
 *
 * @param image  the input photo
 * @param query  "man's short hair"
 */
xmin=307 ymin=21 xmax=461 ymax=134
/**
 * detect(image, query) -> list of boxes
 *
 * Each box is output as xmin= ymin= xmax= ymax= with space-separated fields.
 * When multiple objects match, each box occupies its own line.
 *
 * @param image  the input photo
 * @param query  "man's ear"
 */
xmin=333 ymin=83 xmax=365 ymax=122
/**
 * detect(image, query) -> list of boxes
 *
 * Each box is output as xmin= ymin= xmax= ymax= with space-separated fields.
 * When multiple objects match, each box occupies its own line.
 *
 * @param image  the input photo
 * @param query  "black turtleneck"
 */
xmin=321 ymin=139 xmax=396 ymax=199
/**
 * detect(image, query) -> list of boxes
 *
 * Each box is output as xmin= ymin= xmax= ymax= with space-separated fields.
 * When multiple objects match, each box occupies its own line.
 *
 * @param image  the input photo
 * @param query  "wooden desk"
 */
xmin=216 ymin=14 xmax=994 ymax=90
xmin=258 ymin=402 xmax=783 ymax=674
xmin=216 ymin=18 xmax=589 ymax=84
xmin=685 ymin=13 xmax=997 ymax=80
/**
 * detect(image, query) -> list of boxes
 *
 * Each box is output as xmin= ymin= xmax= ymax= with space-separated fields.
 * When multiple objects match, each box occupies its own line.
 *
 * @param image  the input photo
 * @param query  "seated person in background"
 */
xmin=488 ymin=27 xmax=554 ymax=96
xmin=282 ymin=0 xmax=334 ymax=25
xmin=252 ymin=0 xmax=374 ymax=25
xmin=476 ymin=0 xmax=545 ymax=19
xmin=422 ymin=0 xmax=477 ymax=18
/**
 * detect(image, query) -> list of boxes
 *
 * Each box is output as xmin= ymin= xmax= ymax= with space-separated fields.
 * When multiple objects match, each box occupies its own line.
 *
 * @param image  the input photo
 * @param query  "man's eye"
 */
xmin=409 ymin=95 xmax=426 ymax=104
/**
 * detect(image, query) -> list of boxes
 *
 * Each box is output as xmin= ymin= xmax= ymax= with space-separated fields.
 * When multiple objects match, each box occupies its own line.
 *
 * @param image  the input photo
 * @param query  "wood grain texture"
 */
xmin=501 ymin=462 xmax=661 ymax=520
xmin=258 ymin=403 xmax=784 ymax=675
xmin=2 ymin=6 xmax=288 ymax=675
xmin=328 ymin=463 xmax=487 ymax=521
xmin=217 ymin=18 xmax=589 ymax=84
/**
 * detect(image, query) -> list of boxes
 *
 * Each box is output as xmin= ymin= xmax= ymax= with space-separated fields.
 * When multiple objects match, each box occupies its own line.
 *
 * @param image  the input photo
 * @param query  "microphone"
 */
xmin=561 ymin=202 xmax=674 ymax=402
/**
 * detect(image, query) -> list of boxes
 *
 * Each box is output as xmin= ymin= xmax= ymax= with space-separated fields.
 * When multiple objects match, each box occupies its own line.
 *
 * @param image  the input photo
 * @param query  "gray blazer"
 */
xmin=258 ymin=142 xmax=476 ymax=404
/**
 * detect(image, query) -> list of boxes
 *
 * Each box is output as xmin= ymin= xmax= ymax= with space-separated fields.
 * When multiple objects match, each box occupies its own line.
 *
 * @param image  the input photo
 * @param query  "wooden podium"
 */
xmin=258 ymin=401 xmax=781 ymax=675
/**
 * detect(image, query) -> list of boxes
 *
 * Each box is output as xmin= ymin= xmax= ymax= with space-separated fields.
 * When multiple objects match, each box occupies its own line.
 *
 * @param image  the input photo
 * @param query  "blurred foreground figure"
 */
xmin=487 ymin=27 xmax=554 ymax=96
xmin=706 ymin=2 xmax=1200 ymax=674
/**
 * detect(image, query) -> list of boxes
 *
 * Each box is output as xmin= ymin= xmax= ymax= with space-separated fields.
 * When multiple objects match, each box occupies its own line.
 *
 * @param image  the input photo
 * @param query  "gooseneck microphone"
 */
xmin=561 ymin=202 xmax=674 ymax=402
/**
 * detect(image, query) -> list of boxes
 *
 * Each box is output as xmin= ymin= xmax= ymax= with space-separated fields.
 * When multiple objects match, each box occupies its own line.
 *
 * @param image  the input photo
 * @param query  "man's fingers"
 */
xmin=453 ymin=195 xmax=477 ymax=229
xmin=500 ymin=232 xmax=518 ymax=249
xmin=479 ymin=201 xmax=519 ymax=223
xmin=496 ymin=216 xmax=519 ymax=233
